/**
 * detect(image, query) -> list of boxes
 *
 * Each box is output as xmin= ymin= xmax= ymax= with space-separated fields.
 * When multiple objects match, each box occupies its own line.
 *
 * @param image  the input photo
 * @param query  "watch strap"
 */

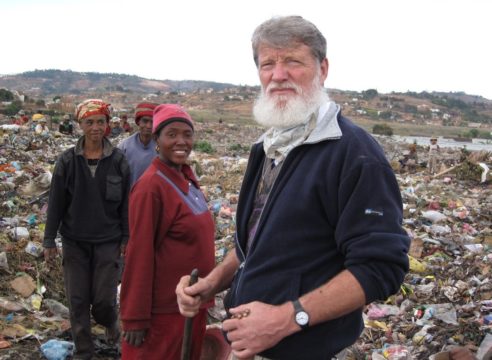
xmin=293 ymin=299 xmax=304 ymax=313
xmin=292 ymin=299 xmax=309 ymax=329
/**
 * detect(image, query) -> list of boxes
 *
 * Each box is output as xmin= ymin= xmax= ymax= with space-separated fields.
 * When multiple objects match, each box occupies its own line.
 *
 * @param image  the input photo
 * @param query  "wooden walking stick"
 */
xmin=181 ymin=268 xmax=199 ymax=360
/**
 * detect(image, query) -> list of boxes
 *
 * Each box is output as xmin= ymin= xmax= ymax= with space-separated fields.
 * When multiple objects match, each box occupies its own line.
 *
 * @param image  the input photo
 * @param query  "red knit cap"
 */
xmin=152 ymin=104 xmax=194 ymax=135
xmin=134 ymin=102 xmax=158 ymax=124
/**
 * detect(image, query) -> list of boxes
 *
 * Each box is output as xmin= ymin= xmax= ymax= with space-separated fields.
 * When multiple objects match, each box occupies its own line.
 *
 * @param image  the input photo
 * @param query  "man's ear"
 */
xmin=320 ymin=58 xmax=329 ymax=85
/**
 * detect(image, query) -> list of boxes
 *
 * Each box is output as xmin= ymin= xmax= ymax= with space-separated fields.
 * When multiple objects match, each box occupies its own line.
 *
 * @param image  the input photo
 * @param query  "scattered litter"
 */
xmin=40 ymin=339 xmax=74 ymax=360
xmin=1 ymin=120 xmax=491 ymax=358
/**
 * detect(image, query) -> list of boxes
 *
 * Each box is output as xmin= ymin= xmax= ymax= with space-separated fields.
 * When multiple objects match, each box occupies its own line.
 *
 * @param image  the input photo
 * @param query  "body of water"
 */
xmin=393 ymin=135 xmax=492 ymax=152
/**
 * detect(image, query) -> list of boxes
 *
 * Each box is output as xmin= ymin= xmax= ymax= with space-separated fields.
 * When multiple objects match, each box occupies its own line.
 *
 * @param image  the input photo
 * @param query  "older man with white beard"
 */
xmin=177 ymin=16 xmax=410 ymax=360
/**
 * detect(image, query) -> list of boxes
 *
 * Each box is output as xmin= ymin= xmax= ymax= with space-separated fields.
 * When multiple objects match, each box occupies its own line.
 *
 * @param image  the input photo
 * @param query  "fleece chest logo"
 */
xmin=365 ymin=208 xmax=384 ymax=216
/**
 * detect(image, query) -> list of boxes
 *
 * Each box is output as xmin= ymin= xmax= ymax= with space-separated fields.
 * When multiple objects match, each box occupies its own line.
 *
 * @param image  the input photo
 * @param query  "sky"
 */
xmin=1 ymin=0 xmax=491 ymax=99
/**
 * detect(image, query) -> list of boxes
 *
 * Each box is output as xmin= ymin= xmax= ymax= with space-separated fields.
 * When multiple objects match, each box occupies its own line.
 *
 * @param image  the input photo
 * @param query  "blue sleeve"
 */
xmin=336 ymin=160 xmax=410 ymax=303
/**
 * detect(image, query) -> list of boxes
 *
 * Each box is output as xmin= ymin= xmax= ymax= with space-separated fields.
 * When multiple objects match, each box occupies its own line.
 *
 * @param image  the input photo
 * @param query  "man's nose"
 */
xmin=271 ymin=64 xmax=289 ymax=82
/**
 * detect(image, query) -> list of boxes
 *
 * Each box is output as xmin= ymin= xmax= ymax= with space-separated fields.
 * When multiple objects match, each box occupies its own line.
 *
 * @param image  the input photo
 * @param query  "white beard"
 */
xmin=253 ymin=76 xmax=330 ymax=130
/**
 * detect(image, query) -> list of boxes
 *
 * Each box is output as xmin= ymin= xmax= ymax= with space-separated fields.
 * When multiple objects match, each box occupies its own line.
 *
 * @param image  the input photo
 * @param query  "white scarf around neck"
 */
xmin=263 ymin=112 xmax=318 ymax=164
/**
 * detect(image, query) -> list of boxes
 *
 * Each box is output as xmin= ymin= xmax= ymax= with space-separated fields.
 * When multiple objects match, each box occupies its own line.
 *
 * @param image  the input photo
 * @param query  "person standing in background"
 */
xmin=428 ymin=137 xmax=440 ymax=174
xmin=34 ymin=116 xmax=50 ymax=136
xmin=121 ymin=113 xmax=132 ymax=133
xmin=43 ymin=99 xmax=130 ymax=359
xmin=58 ymin=114 xmax=74 ymax=135
xmin=118 ymin=102 xmax=158 ymax=187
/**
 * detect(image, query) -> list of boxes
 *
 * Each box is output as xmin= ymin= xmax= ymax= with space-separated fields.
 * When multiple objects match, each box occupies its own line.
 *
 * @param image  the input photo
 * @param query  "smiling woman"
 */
xmin=152 ymin=104 xmax=195 ymax=170
xmin=120 ymin=104 xmax=215 ymax=360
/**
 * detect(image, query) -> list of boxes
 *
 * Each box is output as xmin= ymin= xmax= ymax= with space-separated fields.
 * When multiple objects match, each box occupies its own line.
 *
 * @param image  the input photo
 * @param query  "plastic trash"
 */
xmin=43 ymin=299 xmax=69 ymax=318
xmin=366 ymin=304 xmax=400 ymax=319
xmin=477 ymin=333 xmax=492 ymax=360
xmin=421 ymin=210 xmax=447 ymax=223
xmin=25 ymin=241 xmax=43 ymax=257
xmin=26 ymin=213 xmax=37 ymax=226
xmin=0 ymin=252 xmax=9 ymax=271
xmin=382 ymin=344 xmax=412 ymax=359
xmin=10 ymin=226 xmax=30 ymax=241
xmin=40 ymin=339 xmax=74 ymax=360
xmin=483 ymin=314 xmax=492 ymax=325
xmin=0 ymin=297 xmax=24 ymax=312
xmin=428 ymin=224 xmax=451 ymax=235
xmin=478 ymin=162 xmax=489 ymax=183
xmin=5 ymin=313 xmax=14 ymax=322
xmin=10 ymin=161 xmax=21 ymax=171
xmin=408 ymin=255 xmax=427 ymax=273
xmin=210 ymin=200 xmax=222 ymax=214
xmin=412 ymin=325 xmax=433 ymax=345
xmin=29 ymin=294 xmax=43 ymax=311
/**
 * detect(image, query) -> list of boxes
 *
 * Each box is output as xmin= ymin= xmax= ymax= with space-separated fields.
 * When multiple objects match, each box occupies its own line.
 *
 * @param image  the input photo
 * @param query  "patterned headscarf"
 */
xmin=75 ymin=99 xmax=111 ymax=122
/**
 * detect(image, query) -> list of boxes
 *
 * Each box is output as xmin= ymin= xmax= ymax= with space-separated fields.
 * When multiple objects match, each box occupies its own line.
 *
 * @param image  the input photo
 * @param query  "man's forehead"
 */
xmin=258 ymin=43 xmax=312 ymax=59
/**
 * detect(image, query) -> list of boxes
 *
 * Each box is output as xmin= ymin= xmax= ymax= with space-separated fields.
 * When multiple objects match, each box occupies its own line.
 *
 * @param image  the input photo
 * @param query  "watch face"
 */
xmin=296 ymin=311 xmax=309 ymax=326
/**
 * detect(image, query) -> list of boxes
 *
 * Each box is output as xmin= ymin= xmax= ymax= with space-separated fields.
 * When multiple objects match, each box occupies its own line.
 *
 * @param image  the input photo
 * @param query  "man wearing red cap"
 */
xmin=118 ymin=102 xmax=158 ymax=187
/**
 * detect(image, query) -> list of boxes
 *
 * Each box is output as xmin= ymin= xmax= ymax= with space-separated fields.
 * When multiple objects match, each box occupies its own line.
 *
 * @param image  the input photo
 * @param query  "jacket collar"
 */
xmin=304 ymin=101 xmax=342 ymax=144
xmin=255 ymin=100 xmax=342 ymax=146
xmin=74 ymin=135 xmax=114 ymax=159
xmin=152 ymin=158 xmax=199 ymax=194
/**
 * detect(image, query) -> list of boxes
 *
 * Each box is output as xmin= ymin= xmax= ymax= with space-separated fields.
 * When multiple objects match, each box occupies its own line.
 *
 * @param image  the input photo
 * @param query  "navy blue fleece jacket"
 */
xmin=228 ymin=108 xmax=410 ymax=359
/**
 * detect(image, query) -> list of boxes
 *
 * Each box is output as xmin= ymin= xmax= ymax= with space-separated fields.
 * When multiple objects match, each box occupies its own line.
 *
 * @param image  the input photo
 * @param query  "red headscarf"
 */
xmin=75 ymin=99 xmax=111 ymax=122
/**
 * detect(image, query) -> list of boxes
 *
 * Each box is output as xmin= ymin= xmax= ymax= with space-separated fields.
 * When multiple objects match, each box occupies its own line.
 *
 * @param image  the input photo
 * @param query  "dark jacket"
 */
xmin=228 ymin=111 xmax=410 ymax=359
xmin=43 ymin=136 xmax=130 ymax=247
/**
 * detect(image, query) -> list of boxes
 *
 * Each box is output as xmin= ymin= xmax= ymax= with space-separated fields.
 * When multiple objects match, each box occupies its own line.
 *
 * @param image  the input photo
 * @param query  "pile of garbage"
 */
xmin=0 ymin=120 xmax=491 ymax=359
xmin=348 ymin=169 xmax=492 ymax=358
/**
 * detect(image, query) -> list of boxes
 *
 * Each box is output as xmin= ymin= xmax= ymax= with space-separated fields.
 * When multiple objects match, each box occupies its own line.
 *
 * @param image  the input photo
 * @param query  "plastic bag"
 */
xmin=40 ymin=339 xmax=74 ymax=360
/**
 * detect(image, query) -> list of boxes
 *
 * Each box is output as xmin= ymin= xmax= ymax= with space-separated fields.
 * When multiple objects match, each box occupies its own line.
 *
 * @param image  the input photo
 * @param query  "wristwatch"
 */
xmin=292 ymin=299 xmax=309 ymax=329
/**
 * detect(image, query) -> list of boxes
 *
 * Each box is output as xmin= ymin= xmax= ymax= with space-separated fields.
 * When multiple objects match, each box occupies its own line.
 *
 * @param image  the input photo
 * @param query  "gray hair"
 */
xmin=251 ymin=16 xmax=327 ymax=67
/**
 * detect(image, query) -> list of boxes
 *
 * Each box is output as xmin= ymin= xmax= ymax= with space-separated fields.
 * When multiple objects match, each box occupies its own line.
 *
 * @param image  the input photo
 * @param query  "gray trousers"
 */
xmin=62 ymin=239 xmax=121 ymax=359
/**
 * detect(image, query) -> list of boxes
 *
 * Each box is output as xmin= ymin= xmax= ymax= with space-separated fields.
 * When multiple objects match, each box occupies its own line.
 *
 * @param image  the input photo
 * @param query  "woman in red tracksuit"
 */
xmin=120 ymin=104 xmax=215 ymax=360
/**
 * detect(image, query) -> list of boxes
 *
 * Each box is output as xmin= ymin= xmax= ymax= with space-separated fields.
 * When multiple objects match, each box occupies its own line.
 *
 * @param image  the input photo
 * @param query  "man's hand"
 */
xmin=222 ymin=301 xmax=298 ymax=359
xmin=123 ymin=329 xmax=147 ymax=347
xmin=43 ymin=247 xmax=58 ymax=262
xmin=175 ymin=275 xmax=215 ymax=317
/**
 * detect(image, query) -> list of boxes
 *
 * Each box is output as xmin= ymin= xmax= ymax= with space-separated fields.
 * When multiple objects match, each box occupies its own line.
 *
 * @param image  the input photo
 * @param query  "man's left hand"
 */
xmin=223 ymin=301 xmax=298 ymax=359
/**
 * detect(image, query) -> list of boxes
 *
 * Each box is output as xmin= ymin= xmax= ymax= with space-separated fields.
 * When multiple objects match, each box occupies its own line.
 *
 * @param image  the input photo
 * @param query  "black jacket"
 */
xmin=44 ymin=136 xmax=130 ymax=247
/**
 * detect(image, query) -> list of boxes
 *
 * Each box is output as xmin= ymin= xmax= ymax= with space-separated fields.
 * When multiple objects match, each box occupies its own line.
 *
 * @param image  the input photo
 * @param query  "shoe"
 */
xmin=105 ymin=320 xmax=121 ymax=346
